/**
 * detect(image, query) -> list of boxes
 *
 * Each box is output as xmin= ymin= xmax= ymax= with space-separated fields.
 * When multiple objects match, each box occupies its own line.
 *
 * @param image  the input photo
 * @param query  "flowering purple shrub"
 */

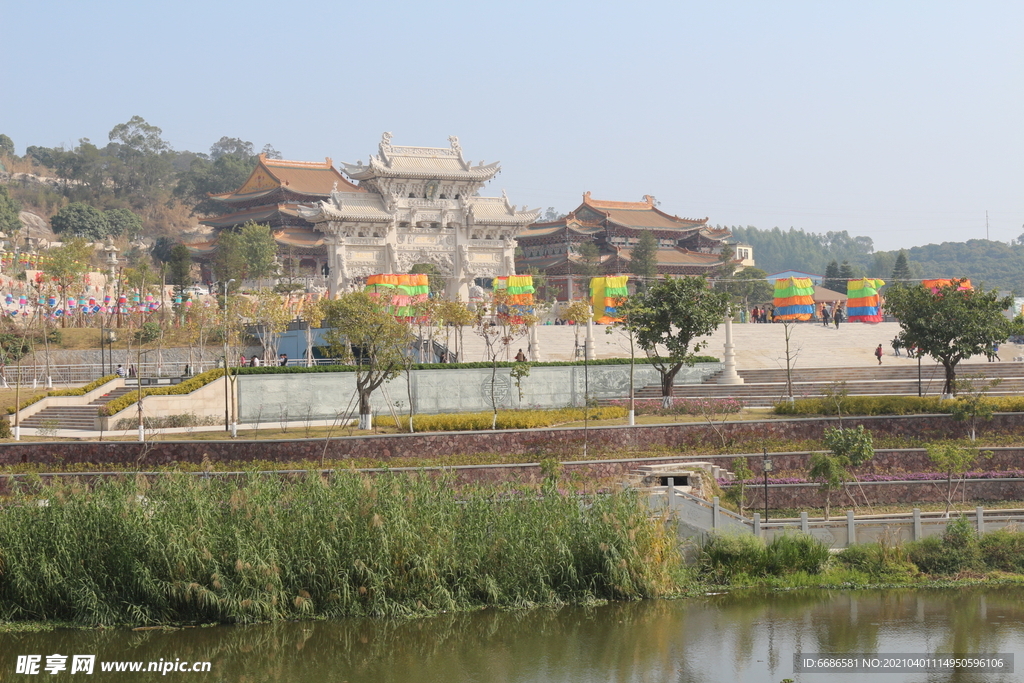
xmin=608 ymin=397 xmax=744 ymax=417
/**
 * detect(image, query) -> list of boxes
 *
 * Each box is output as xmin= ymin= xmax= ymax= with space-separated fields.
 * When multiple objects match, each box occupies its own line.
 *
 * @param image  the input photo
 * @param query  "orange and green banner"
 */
xmin=772 ymin=277 xmax=815 ymax=320
xmin=846 ymin=278 xmax=885 ymax=322
xmin=589 ymin=276 xmax=629 ymax=323
xmin=365 ymin=273 xmax=430 ymax=320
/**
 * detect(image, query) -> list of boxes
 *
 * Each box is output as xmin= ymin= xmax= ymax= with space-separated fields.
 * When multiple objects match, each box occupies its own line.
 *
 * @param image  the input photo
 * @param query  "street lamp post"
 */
xmin=222 ymin=279 xmax=235 ymax=436
xmin=762 ymin=448 xmax=774 ymax=522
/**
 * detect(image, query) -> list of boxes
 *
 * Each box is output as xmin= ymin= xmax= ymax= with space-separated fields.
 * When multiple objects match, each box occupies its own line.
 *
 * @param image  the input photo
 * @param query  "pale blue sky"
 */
xmin=4 ymin=1 xmax=1022 ymax=251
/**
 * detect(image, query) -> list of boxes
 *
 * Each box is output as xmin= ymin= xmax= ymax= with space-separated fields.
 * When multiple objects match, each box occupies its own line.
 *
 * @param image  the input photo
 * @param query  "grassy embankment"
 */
xmin=0 ymin=472 xmax=684 ymax=626
xmin=699 ymin=516 xmax=1024 ymax=591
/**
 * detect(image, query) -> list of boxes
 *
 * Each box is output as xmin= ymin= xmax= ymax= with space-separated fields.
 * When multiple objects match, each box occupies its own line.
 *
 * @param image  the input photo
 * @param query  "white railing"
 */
xmin=646 ymin=486 xmax=1024 ymax=549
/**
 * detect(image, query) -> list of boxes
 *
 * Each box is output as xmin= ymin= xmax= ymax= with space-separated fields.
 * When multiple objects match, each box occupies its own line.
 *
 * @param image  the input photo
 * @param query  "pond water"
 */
xmin=2 ymin=587 xmax=1022 ymax=682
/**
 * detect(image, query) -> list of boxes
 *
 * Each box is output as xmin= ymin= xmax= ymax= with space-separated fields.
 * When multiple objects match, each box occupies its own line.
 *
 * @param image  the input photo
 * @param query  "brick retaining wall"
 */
xmin=1 ymin=413 xmax=1023 ymax=468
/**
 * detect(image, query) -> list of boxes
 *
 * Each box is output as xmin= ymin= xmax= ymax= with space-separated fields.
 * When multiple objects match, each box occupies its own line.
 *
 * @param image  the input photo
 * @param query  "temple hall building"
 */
xmin=190 ymin=154 xmax=361 ymax=283
xmin=515 ymin=192 xmax=742 ymax=299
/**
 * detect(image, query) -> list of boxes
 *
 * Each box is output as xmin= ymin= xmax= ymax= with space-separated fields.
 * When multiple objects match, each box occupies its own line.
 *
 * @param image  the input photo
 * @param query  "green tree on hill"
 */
xmin=837 ymin=260 xmax=857 ymax=293
xmin=104 ymin=208 xmax=143 ymax=240
xmin=0 ymin=134 xmax=14 ymax=158
xmin=0 ymin=185 xmax=21 ymax=237
xmin=50 ymin=202 xmax=109 ymax=240
xmin=823 ymin=260 xmax=842 ymax=292
xmin=891 ymin=250 xmax=911 ymax=283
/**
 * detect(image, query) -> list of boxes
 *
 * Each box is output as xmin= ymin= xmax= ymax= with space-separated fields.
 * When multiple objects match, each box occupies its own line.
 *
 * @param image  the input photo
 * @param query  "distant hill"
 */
xmin=729 ymin=226 xmax=1023 ymax=294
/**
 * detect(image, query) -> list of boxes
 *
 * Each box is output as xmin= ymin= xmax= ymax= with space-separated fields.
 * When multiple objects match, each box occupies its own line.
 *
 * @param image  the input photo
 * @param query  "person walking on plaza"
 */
xmin=834 ymin=306 xmax=843 ymax=329
xmin=821 ymin=306 xmax=831 ymax=327
xmin=875 ymin=344 xmax=884 ymax=365
xmin=892 ymin=337 xmax=902 ymax=357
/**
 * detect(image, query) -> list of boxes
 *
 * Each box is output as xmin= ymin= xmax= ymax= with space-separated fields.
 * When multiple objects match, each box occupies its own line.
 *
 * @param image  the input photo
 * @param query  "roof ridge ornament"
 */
xmin=379 ymin=131 xmax=394 ymax=162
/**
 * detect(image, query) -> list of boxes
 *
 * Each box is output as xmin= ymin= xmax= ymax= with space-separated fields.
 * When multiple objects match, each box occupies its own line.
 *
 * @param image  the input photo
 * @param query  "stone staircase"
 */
xmin=630 ymin=362 xmax=1024 ymax=408
xmin=20 ymin=386 xmax=135 ymax=431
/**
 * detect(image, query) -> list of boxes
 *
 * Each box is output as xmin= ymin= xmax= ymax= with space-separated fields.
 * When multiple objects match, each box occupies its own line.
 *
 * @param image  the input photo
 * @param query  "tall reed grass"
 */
xmin=0 ymin=472 xmax=682 ymax=625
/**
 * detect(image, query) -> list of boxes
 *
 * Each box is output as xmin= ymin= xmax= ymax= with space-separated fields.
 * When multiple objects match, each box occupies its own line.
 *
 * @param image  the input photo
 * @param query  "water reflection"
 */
xmin=2 ymin=588 xmax=1022 ymax=682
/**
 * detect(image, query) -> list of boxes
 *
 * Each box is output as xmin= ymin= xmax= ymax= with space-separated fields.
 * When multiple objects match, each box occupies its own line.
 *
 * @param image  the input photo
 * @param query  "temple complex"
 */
xmin=298 ymin=133 xmax=539 ymax=299
xmin=190 ymin=155 xmax=361 ymax=282
xmin=516 ymin=192 xmax=738 ymax=299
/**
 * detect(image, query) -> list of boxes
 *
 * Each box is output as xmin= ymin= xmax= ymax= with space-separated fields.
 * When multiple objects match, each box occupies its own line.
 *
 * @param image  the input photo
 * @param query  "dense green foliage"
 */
xmin=103 ymin=207 xmax=143 ymax=239
xmin=0 ymin=473 xmax=682 ymax=625
xmin=729 ymin=225 xmax=1022 ymax=293
xmin=49 ymin=202 xmax=109 ymax=239
xmin=619 ymin=276 xmax=729 ymax=400
xmin=12 ymin=119 xmax=276 ymax=238
xmin=628 ymin=229 xmax=659 ymax=283
xmin=0 ymin=184 xmax=21 ymax=236
xmin=700 ymin=533 xmax=831 ymax=582
xmin=729 ymin=226 xmax=875 ymax=276
xmin=885 ymin=282 xmax=1022 ymax=394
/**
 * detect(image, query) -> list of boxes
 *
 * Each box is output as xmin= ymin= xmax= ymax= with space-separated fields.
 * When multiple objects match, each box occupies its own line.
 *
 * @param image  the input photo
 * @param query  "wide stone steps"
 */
xmin=21 ymin=406 xmax=99 ymax=430
xmin=20 ymin=383 xmax=135 ymax=431
xmin=88 ymin=387 xmax=135 ymax=405
xmin=626 ymin=362 xmax=1024 ymax=408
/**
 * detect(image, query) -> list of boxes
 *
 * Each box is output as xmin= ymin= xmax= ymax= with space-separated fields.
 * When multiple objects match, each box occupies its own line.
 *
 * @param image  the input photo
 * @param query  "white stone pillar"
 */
xmin=585 ymin=306 xmax=596 ymax=360
xmin=529 ymin=324 xmax=541 ymax=361
xmin=718 ymin=312 xmax=744 ymax=385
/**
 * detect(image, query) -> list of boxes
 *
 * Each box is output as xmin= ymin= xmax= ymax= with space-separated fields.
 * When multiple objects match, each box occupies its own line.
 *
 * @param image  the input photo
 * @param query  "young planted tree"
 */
xmin=563 ymin=299 xmax=592 ymax=361
xmin=926 ymin=443 xmax=983 ymax=516
xmin=473 ymin=289 xmax=534 ymax=428
xmin=618 ymin=276 xmax=729 ymax=408
xmin=950 ymin=376 xmax=1000 ymax=441
xmin=822 ymin=424 xmax=875 ymax=511
xmin=807 ymin=452 xmax=847 ymax=522
xmin=242 ymin=290 xmax=292 ymax=362
xmin=318 ymin=292 xmax=412 ymax=430
xmin=435 ymin=297 xmax=475 ymax=362
xmin=606 ymin=295 xmax=641 ymax=425
xmin=884 ymin=281 xmax=1023 ymax=395
xmin=723 ymin=457 xmax=754 ymax=517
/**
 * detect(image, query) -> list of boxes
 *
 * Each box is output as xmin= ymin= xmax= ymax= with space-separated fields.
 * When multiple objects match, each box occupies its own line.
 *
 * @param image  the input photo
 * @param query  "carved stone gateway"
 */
xmin=298 ymin=134 xmax=539 ymax=299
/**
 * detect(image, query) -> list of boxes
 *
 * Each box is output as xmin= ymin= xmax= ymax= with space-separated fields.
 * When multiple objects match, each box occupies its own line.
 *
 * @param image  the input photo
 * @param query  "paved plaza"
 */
xmin=456 ymin=320 xmax=1023 ymax=370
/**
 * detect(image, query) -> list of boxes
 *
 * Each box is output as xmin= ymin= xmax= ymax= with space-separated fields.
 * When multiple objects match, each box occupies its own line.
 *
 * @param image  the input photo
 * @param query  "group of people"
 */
xmin=818 ymin=302 xmax=845 ymax=328
xmin=749 ymin=306 xmax=774 ymax=323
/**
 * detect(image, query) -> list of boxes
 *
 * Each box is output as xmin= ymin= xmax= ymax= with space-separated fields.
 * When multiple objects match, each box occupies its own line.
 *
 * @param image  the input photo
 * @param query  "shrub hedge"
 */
xmin=7 ymin=374 xmax=119 ymax=415
xmin=774 ymin=395 xmax=1024 ymax=416
xmin=233 ymin=356 xmax=721 ymax=376
xmin=377 ymin=406 xmax=628 ymax=432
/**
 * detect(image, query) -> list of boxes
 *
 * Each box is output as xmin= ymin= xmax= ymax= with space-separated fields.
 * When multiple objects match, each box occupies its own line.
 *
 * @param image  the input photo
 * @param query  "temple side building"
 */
xmin=190 ymin=155 xmax=362 ymax=282
xmin=298 ymin=133 xmax=539 ymax=299
xmin=516 ymin=192 xmax=739 ymax=299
